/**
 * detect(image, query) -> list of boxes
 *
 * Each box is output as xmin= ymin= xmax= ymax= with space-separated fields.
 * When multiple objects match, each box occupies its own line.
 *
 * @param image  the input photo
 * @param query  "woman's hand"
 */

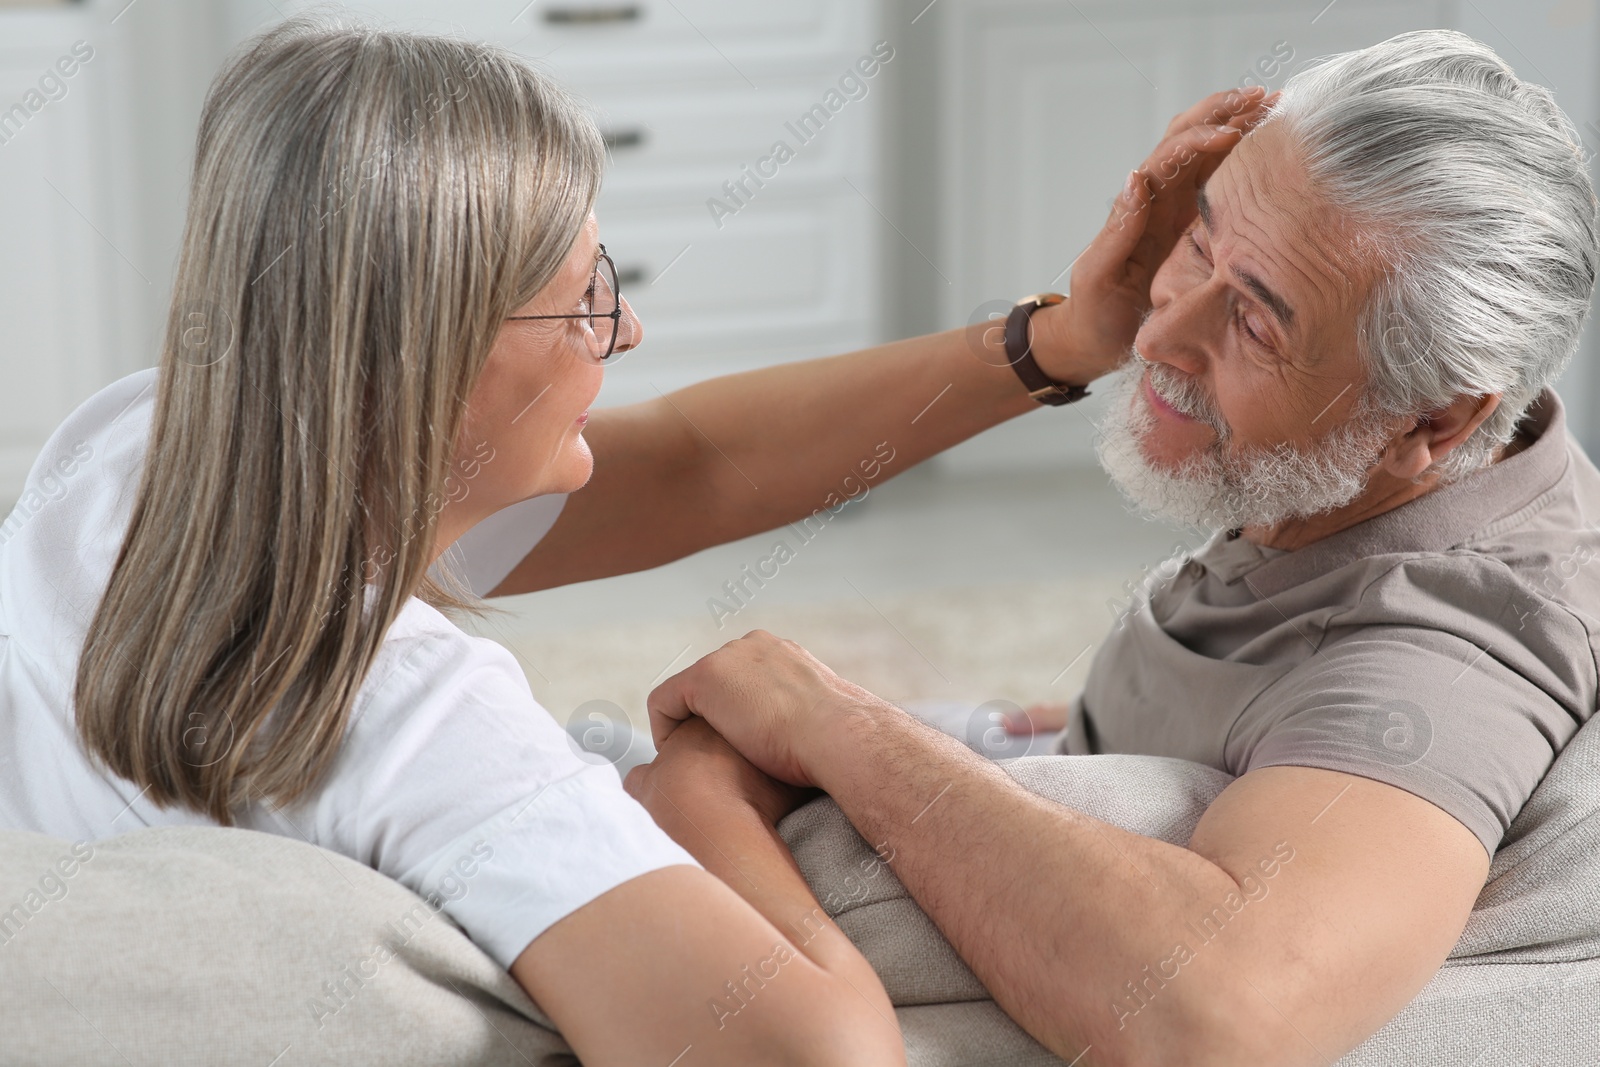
xmin=625 ymin=715 xmax=816 ymax=829
xmin=1002 ymin=702 xmax=1073 ymax=736
xmin=1031 ymin=87 xmax=1279 ymax=386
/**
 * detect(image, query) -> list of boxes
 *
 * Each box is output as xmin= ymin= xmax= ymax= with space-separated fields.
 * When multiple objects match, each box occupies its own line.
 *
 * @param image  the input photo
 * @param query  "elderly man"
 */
xmin=627 ymin=29 xmax=1600 ymax=1067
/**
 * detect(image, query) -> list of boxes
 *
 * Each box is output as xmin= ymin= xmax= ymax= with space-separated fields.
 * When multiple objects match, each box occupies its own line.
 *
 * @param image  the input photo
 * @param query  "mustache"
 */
xmin=1131 ymin=348 xmax=1228 ymax=436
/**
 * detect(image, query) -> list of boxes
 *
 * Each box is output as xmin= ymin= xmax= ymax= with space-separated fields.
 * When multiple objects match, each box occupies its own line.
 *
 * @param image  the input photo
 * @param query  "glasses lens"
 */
xmin=591 ymin=255 xmax=619 ymax=359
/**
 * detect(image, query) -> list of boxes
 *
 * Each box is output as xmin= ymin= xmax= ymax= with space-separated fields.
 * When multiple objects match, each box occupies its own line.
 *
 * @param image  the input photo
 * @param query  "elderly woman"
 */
xmin=0 ymin=17 xmax=934 ymax=1065
xmin=0 ymin=4 xmax=1275 ymax=1058
xmin=0 ymin=12 xmax=1271 ymax=1063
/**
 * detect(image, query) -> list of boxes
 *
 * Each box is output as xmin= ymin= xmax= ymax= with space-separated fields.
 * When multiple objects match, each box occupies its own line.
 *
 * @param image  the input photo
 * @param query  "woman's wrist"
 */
xmin=1025 ymin=297 xmax=1100 ymax=389
xmin=648 ymin=780 xmax=767 ymax=861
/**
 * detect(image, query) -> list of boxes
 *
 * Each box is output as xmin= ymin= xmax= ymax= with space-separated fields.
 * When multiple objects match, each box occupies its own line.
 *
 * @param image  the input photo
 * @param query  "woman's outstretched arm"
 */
xmin=491 ymin=319 xmax=1040 ymax=595
xmin=489 ymin=87 xmax=1272 ymax=597
xmin=509 ymin=719 xmax=903 ymax=1067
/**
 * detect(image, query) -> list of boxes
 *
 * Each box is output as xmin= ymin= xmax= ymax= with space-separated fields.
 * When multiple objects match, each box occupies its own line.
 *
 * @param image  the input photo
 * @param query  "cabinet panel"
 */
xmin=519 ymin=0 xmax=853 ymax=54
xmin=270 ymin=0 xmax=870 ymax=75
xmin=593 ymin=185 xmax=878 ymax=403
xmin=585 ymin=76 xmax=868 ymax=194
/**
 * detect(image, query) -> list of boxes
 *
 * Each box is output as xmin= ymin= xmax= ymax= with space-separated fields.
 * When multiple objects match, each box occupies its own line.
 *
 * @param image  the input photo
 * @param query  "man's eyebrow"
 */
xmin=1194 ymin=185 xmax=1296 ymax=331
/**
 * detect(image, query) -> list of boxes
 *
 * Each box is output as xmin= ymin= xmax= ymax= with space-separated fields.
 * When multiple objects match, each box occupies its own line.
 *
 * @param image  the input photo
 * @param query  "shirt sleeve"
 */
xmin=1226 ymin=625 xmax=1581 ymax=855
xmin=432 ymin=493 xmax=569 ymax=597
xmin=282 ymin=613 xmax=698 ymax=968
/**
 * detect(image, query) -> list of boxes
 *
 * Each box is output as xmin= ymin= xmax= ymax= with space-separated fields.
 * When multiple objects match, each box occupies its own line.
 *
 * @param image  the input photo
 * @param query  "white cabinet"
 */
xmin=928 ymin=0 xmax=1600 ymax=471
xmin=524 ymin=0 xmax=891 ymax=403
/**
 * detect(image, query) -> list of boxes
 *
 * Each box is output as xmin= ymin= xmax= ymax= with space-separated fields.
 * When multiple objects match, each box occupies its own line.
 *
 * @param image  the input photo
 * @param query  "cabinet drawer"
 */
xmin=285 ymin=1 xmax=870 ymax=70
xmin=513 ymin=0 xmax=860 ymax=62
xmin=597 ymin=190 xmax=866 ymax=328
xmin=590 ymin=187 xmax=879 ymax=396
xmin=584 ymin=76 xmax=875 ymax=192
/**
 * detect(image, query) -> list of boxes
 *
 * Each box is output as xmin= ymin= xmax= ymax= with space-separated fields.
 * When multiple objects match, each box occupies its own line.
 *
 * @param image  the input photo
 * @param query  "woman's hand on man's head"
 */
xmin=1033 ymin=86 xmax=1279 ymax=388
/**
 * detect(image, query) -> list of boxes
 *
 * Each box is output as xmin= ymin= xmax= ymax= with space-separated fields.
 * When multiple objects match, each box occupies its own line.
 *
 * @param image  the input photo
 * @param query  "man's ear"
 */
xmin=1379 ymin=393 xmax=1501 ymax=481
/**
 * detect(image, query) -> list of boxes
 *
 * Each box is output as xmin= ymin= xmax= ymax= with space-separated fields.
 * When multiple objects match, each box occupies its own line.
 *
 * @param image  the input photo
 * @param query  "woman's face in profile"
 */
xmin=451 ymin=214 xmax=642 ymax=521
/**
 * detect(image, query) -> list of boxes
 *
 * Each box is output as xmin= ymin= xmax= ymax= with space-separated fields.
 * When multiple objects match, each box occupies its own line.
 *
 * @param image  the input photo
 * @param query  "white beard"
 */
xmin=1093 ymin=354 xmax=1396 ymax=531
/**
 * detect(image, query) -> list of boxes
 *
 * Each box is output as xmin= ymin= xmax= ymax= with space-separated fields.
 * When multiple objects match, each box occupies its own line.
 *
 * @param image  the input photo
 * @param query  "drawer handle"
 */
xmin=602 ymin=128 xmax=647 ymax=150
xmin=615 ymin=266 xmax=648 ymax=288
xmin=544 ymin=5 xmax=642 ymax=24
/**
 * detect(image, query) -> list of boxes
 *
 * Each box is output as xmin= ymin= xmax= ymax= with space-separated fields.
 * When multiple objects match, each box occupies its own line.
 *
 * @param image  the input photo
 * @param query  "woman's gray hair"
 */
xmin=1268 ymin=29 xmax=1600 ymax=481
xmin=75 ymin=13 xmax=604 ymax=821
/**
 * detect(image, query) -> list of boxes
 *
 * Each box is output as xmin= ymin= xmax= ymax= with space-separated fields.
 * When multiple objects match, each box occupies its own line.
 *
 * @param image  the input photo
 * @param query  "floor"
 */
xmin=460 ymin=459 xmax=1192 ymax=775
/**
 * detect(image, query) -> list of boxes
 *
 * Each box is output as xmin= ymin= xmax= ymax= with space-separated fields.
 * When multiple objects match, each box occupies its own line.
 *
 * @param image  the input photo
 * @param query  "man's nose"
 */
xmin=613 ymin=296 xmax=644 ymax=355
xmin=1140 ymin=276 xmax=1221 ymax=377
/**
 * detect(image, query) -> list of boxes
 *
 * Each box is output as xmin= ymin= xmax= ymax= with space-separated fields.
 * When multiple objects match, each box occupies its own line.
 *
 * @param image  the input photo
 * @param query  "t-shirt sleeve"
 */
xmin=1226 ymin=626 xmax=1581 ymax=855
xmin=291 ymin=618 xmax=698 ymax=968
xmin=432 ymin=493 xmax=569 ymax=597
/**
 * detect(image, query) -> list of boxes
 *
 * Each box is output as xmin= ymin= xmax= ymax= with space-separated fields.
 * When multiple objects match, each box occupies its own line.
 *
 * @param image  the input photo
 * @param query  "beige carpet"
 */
xmin=488 ymin=575 xmax=1128 ymax=737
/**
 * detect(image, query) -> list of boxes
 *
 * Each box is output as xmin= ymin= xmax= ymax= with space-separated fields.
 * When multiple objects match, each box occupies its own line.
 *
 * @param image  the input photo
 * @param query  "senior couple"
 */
xmin=4 ymin=13 xmax=1597 ymax=1067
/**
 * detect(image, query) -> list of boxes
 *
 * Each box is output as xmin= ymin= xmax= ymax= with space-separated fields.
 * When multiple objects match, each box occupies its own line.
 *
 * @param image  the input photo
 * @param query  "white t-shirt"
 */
xmin=0 ymin=367 xmax=698 ymax=967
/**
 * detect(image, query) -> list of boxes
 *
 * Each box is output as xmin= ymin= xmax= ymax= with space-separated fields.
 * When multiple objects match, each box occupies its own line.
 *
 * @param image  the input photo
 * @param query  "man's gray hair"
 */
xmin=1270 ymin=29 xmax=1600 ymax=481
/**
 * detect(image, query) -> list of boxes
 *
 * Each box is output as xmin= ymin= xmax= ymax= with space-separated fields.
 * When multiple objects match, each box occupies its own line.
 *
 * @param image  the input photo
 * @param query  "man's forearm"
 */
xmin=802 ymin=700 xmax=1258 ymax=1066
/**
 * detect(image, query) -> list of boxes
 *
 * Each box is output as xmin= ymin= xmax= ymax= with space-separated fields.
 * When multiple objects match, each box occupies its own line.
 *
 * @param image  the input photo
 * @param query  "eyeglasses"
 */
xmin=507 ymin=244 xmax=622 ymax=361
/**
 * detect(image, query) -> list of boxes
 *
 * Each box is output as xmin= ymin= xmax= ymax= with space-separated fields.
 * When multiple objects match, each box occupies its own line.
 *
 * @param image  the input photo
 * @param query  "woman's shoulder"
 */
xmin=32 ymin=366 xmax=159 ymax=481
xmin=0 ymin=369 xmax=161 ymax=655
xmin=1 ymin=367 xmax=157 ymax=548
xmin=354 ymin=596 xmax=542 ymax=731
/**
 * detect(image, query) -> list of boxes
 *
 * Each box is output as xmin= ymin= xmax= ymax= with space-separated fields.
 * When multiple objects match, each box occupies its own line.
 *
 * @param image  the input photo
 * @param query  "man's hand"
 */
xmin=1031 ymin=86 xmax=1279 ymax=386
xmin=647 ymin=630 xmax=887 ymax=789
xmin=624 ymin=715 xmax=815 ymax=828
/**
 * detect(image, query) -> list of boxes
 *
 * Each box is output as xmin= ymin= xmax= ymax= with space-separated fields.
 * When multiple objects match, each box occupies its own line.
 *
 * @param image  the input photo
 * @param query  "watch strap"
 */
xmin=1004 ymin=293 xmax=1090 ymax=406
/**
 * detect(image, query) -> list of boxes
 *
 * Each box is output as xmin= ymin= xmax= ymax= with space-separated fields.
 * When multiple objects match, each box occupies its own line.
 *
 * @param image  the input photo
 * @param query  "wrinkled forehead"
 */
xmin=1201 ymin=122 xmax=1380 ymax=336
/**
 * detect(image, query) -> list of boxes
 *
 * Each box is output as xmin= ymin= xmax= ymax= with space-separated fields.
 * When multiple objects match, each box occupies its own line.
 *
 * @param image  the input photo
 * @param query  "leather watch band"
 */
xmin=1003 ymin=293 xmax=1090 ymax=406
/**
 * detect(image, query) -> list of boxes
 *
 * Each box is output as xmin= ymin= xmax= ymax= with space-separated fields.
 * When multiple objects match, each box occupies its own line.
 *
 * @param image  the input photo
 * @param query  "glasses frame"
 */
xmin=507 ymin=244 xmax=623 ymax=362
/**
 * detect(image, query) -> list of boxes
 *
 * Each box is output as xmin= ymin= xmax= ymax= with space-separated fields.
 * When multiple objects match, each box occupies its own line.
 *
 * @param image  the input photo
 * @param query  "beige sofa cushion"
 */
xmin=0 ymin=825 xmax=573 ymax=1066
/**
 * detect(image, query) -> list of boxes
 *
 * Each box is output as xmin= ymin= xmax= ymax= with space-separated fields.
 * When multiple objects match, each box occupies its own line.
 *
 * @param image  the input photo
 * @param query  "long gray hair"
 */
xmin=1269 ymin=29 xmax=1600 ymax=480
xmin=74 ymin=14 xmax=603 ymax=822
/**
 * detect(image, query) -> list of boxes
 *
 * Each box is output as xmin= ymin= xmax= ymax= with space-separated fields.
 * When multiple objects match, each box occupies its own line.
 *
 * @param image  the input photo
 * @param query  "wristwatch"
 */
xmin=1004 ymin=293 xmax=1090 ymax=406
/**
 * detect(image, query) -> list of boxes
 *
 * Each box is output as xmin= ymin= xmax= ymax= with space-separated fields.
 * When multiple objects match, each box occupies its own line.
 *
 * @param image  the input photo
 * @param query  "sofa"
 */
xmin=2 ymin=716 xmax=1595 ymax=1065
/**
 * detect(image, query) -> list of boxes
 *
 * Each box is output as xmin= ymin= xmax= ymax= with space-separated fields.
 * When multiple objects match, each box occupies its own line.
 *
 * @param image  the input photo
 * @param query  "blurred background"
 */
xmin=2 ymin=0 xmax=1597 ymax=765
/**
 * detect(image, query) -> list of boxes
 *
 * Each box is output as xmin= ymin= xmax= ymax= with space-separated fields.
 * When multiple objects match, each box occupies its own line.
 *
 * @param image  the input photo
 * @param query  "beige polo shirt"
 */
xmin=1060 ymin=390 xmax=1599 ymax=855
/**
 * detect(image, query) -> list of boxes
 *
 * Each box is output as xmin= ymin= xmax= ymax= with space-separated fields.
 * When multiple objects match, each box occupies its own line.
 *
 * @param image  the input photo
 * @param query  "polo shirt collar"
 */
xmin=1220 ymin=389 xmax=1571 ymax=599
